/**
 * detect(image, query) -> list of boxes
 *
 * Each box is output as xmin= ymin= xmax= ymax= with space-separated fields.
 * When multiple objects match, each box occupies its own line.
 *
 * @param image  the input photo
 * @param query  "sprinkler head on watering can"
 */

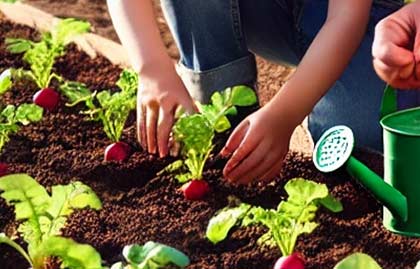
xmin=313 ymin=125 xmax=354 ymax=172
xmin=313 ymin=125 xmax=408 ymax=223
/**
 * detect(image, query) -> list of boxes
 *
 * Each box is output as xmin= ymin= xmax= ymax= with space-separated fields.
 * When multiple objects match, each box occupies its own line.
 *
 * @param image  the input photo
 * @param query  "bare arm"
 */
xmin=222 ymin=0 xmax=373 ymax=184
xmin=107 ymin=0 xmax=196 ymax=157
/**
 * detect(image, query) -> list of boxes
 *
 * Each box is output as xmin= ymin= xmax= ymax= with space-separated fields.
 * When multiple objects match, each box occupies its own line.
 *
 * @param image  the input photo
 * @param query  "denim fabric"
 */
xmin=160 ymin=0 xmax=406 ymax=152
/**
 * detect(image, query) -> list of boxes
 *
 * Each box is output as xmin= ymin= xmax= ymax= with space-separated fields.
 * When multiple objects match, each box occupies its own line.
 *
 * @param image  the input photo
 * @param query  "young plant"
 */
xmin=161 ymin=86 xmax=257 ymax=200
xmin=334 ymin=253 xmax=382 ymax=269
xmin=6 ymin=18 xmax=90 ymax=111
xmin=206 ymin=178 xmax=343 ymax=268
xmin=111 ymin=241 xmax=190 ymax=269
xmin=0 ymin=103 xmax=43 ymax=152
xmin=0 ymin=174 xmax=103 ymax=269
xmin=59 ymin=69 xmax=138 ymax=162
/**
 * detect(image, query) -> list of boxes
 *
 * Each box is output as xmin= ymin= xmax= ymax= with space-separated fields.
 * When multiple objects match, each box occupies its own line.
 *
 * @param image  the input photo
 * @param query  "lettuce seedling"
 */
xmin=161 ymin=86 xmax=257 ymax=184
xmin=0 ymin=174 xmax=103 ymax=269
xmin=110 ymin=241 xmax=190 ymax=269
xmin=6 ymin=18 xmax=90 ymax=90
xmin=334 ymin=253 xmax=382 ymax=269
xmin=0 ymin=103 xmax=43 ymax=152
xmin=59 ymin=69 xmax=138 ymax=161
xmin=206 ymin=178 xmax=343 ymax=258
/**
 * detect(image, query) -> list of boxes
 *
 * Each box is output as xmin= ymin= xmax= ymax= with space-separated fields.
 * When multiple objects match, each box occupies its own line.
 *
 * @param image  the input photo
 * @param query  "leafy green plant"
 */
xmin=0 ymin=174 xmax=103 ymax=269
xmin=161 ymin=85 xmax=257 ymax=183
xmin=0 ymin=69 xmax=12 ymax=95
xmin=0 ymin=103 xmax=43 ymax=152
xmin=206 ymin=178 xmax=343 ymax=257
xmin=334 ymin=253 xmax=381 ymax=269
xmin=60 ymin=69 xmax=138 ymax=143
xmin=6 ymin=18 xmax=90 ymax=89
xmin=111 ymin=241 xmax=190 ymax=269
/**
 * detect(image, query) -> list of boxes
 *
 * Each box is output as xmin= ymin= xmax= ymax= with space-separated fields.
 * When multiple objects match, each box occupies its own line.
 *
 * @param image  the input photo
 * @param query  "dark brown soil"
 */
xmin=1 ymin=17 xmax=420 ymax=269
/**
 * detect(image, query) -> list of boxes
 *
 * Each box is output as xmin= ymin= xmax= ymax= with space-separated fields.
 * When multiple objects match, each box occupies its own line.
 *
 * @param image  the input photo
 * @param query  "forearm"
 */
xmin=269 ymin=2 xmax=372 ymax=126
xmin=107 ymin=0 xmax=171 ymax=72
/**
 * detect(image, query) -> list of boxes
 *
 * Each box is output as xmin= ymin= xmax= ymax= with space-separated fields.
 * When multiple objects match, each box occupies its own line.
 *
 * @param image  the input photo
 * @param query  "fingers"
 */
xmin=225 ymin=142 xmax=267 ymax=183
xmin=146 ymin=101 xmax=158 ymax=154
xmin=137 ymin=101 xmax=147 ymax=150
xmin=157 ymin=106 xmax=174 ymax=158
xmin=260 ymin=157 xmax=284 ymax=183
xmin=220 ymin=120 xmax=249 ymax=157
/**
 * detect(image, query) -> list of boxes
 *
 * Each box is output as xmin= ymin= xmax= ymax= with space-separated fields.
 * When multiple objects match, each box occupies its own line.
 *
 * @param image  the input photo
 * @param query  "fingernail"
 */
xmin=220 ymin=147 xmax=228 ymax=156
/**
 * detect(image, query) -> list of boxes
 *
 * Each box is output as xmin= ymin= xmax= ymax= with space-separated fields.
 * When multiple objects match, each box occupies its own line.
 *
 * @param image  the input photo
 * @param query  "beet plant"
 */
xmin=111 ymin=241 xmax=190 ymax=269
xmin=206 ymin=178 xmax=343 ymax=269
xmin=59 ymin=69 xmax=138 ymax=162
xmin=5 ymin=18 xmax=90 ymax=111
xmin=0 ymin=174 xmax=103 ymax=269
xmin=0 ymin=103 xmax=43 ymax=153
xmin=160 ymin=86 xmax=257 ymax=200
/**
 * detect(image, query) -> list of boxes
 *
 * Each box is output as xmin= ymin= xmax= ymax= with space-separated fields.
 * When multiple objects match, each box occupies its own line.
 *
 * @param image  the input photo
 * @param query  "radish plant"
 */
xmin=206 ymin=178 xmax=343 ymax=269
xmin=6 ymin=18 xmax=90 ymax=111
xmin=0 ymin=103 xmax=43 ymax=152
xmin=160 ymin=86 xmax=257 ymax=200
xmin=60 ymin=69 xmax=138 ymax=162
xmin=0 ymin=174 xmax=103 ymax=269
xmin=111 ymin=241 xmax=190 ymax=269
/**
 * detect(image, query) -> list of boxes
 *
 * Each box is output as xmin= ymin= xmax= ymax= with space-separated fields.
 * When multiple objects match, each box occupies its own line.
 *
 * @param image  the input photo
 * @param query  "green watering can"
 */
xmin=313 ymin=85 xmax=420 ymax=236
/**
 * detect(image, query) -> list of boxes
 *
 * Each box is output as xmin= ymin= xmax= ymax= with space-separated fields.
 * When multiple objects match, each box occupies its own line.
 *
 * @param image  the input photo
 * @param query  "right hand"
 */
xmin=372 ymin=1 xmax=420 ymax=89
xmin=137 ymin=61 xmax=196 ymax=157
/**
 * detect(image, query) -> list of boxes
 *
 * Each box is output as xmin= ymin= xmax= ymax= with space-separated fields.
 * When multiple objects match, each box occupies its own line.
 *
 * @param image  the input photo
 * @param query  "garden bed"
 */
xmin=0 ymin=19 xmax=420 ymax=269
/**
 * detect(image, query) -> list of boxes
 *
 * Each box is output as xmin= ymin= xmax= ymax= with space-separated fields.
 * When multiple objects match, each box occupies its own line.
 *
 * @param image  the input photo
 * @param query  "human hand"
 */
xmin=372 ymin=1 xmax=420 ymax=89
xmin=219 ymin=104 xmax=296 ymax=184
xmin=137 ymin=61 xmax=197 ymax=157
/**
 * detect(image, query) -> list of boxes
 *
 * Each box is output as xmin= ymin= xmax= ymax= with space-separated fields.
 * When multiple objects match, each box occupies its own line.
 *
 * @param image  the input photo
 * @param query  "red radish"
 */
xmin=33 ymin=88 xmax=59 ymax=111
xmin=104 ymin=142 xmax=131 ymax=162
xmin=181 ymin=180 xmax=210 ymax=200
xmin=274 ymin=253 xmax=305 ymax=269
xmin=0 ymin=163 xmax=9 ymax=177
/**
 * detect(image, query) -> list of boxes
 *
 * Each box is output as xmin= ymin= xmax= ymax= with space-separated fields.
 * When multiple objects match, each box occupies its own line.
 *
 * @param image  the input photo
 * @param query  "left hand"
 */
xmin=220 ymin=104 xmax=296 ymax=184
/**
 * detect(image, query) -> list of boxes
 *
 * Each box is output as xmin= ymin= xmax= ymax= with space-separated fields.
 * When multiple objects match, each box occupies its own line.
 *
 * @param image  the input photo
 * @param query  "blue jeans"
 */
xmin=160 ymin=0 xmax=405 ymax=152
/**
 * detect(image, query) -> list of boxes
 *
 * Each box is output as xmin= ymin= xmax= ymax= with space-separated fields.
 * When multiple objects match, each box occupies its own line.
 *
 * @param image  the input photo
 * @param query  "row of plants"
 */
xmin=0 ymin=14 xmax=412 ymax=269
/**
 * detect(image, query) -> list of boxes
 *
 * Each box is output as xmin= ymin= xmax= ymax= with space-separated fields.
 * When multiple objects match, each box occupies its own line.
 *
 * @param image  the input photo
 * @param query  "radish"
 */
xmin=181 ymin=180 xmax=210 ymax=200
xmin=0 ymin=163 xmax=9 ymax=177
xmin=274 ymin=253 xmax=305 ymax=269
xmin=104 ymin=142 xmax=131 ymax=162
xmin=33 ymin=88 xmax=60 ymax=111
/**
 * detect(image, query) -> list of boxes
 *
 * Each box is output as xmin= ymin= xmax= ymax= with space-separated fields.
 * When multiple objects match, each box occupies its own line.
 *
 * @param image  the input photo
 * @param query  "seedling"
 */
xmin=0 ymin=103 xmax=43 ymax=152
xmin=59 ymin=69 xmax=138 ymax=162
xmin=0 ymin=174 xmax=103 ymax=269
xmin=206 ymin=178 xmax=343 ymax=268
xmin=110 ymin=241 xmax=190 ymax=269
xmin=160 ymin=86 xmax=257 ymax=200
xmin=6 ymin=18 xmax=90 ymax=111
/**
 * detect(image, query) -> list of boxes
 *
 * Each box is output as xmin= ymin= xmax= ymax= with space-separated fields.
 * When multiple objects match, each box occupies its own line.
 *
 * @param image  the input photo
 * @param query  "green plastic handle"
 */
xmin=346 ymin=156 xmax=408 ymax=222
xmin=380 ymin=85 xmax=397 ymax=120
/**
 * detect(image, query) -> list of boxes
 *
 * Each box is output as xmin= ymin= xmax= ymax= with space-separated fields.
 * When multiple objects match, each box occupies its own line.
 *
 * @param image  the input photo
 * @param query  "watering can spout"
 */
xmin=346 ymin=156 xmax=408 ymax=222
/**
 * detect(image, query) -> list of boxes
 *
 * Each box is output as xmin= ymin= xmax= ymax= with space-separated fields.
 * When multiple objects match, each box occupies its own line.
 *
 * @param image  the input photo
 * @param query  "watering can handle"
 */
xmin=380 ymin=85 xmax=397 ymax=119
xmin=346 ymin=156 xmax=408 ymax=222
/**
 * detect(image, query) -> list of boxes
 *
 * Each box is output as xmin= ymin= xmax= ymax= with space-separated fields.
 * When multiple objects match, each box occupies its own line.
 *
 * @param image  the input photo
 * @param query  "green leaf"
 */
xmin=334 ymin=253 xmax=382 ymax=269
xmin=116 ymin=69 xmax=138 ymax=94
xmin=0 ymin=69 xmax=12 ymax=95
xmin=32 ymin=236 xmax=103 ymax=269
xmin=0 ymin=233 xmax=32 ymax=266
xmin=213 ymin=115 xmax=231 ymax=133
xmin=1 ymin=104 xmax=16 ymax=121
xmin=206 ymin=203 xmax=251 ymax=244
xmin=15 ymin=104 xmax=43 ymax=125
xmin=0 ymin=174 xmax=50 ymax=246
xmin=52 ymin=18 xmax=91 ymax=46
xmin=5 ymin=38 xmax=33 ymax=54
xmin=123 ymin=242 xmax=190 ymax=268
xmin=319 ymin=194 xmax=344 ymax=213
xmin=44 ymin=181 xmax=102 ymax=237
xmin=59 ymin=81 xmax=93 ymax=105
xmin=230 ymin=85 xmax=257 ymax=106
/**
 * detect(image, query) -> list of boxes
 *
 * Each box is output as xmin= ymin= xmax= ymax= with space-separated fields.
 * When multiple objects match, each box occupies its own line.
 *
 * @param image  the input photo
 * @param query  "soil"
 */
xmin=1 ymin=18 xmax=420 ymax=269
